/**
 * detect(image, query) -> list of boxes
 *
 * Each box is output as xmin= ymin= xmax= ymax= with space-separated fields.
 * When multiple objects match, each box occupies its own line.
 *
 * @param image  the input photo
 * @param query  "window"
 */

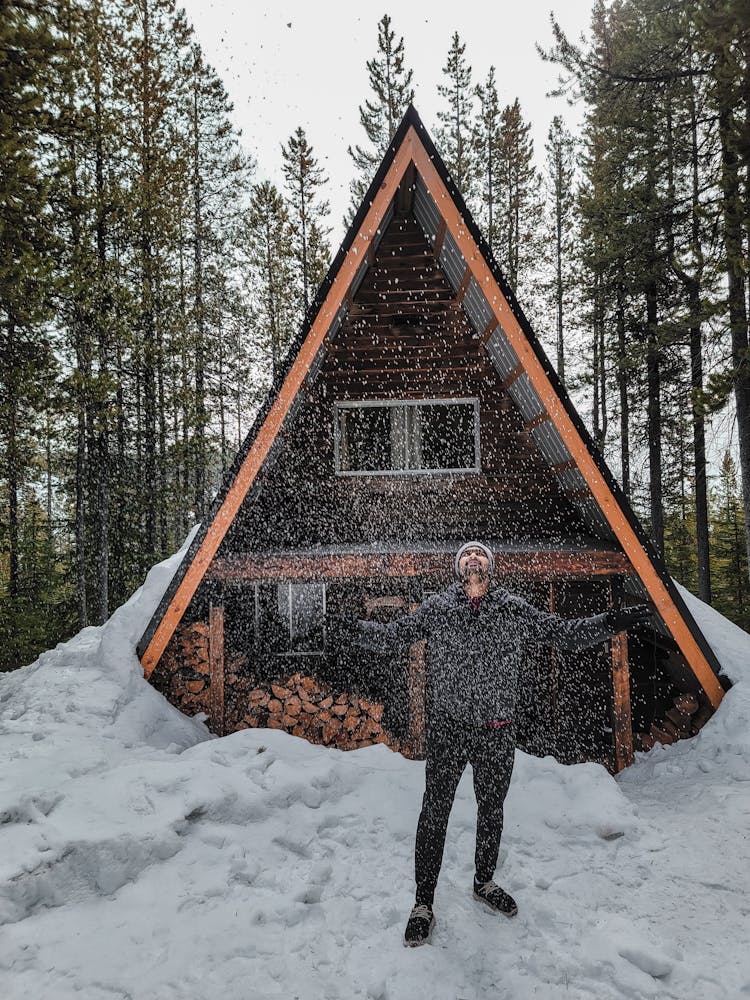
xmin=335 ymin=399 xmax=479 ymax=475
xmin=276 ymin=582 xmax=326 ymax=654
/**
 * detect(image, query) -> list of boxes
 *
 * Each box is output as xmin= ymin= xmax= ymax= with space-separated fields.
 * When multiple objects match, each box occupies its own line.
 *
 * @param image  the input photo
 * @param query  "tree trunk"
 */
xmin=646 ymin=276 xmax=664 ymax=556
xmin=192 ymin=58 xmax=207 ymax=519
xmin=92 ymin=0 xmax=109 ymax=623
xmin=718 ymin=113 xmax=750 ymax=583
xmin=140 ymin=0 xmax=157 ymax=560
xmin=555 ymin=172 xmax=565 ymax=384
xmin=689 ymin=287 xmax=711 ymax=601
xmin=76 ymin=404 xmax=88 ymax=626
xmin=6 ymin=321 xmax=19 ymax=599
xmin=616 ymin=280 xmax=630 ymax=496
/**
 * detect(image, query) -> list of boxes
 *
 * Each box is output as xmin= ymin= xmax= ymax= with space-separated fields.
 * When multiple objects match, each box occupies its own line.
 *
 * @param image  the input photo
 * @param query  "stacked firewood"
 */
xmin=634 ymin=693 xmax=713 ymax=751
xmin=164 ymin=622 xmax=211 ymax=710
xmin=235 ymin=671 xmax=400 ymax=752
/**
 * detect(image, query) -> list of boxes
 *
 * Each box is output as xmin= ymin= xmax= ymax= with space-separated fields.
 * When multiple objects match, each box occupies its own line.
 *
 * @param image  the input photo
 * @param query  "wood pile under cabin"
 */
xmin=138 ymin=106 xmax=727 ymax=773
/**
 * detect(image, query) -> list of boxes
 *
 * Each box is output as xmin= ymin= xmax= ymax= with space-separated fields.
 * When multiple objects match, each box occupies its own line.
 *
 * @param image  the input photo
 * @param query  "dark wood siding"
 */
xmin=222 ymin=214 xmax=589 ymax=554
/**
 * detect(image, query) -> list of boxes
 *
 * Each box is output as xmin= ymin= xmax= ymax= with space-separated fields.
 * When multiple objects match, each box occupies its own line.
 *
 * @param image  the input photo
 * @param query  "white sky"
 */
xmin=178 ymin=0 xmax=595 ymax=237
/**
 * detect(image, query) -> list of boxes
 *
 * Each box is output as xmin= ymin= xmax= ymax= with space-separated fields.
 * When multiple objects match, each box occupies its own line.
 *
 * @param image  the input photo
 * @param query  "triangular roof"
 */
xmin=137 ymin=106 xmax=724 ymax=711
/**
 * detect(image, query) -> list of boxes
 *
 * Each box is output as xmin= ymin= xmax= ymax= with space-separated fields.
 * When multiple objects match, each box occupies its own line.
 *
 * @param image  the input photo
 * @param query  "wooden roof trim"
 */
xmin=410 ymin=137 xmax=724 ymax=710
xmin=208 ymin=549 xmax=633 ymax=581
xmin=139 ymin=131 xmax=419 ymax=678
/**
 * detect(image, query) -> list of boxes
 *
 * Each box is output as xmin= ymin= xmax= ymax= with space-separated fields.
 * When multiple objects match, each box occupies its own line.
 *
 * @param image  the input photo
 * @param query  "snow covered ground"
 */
xmin=2 ymin=541 xmax=750 ymax=1000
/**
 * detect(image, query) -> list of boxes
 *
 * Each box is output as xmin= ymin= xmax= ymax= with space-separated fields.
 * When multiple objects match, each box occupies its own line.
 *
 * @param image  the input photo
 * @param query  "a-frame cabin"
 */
xmin=138 ymin=106 xmax=726 ymax=772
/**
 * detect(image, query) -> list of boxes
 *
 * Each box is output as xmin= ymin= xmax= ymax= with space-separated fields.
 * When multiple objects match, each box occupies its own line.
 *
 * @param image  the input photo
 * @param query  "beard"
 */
xmin=460 ymin=563 xmax=490 ymax=582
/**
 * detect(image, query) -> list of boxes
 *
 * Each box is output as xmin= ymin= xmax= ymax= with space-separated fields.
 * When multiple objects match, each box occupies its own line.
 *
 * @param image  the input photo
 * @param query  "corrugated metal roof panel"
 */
xmin=439 ymin=230 xmax=465 ymax=293
xmin=326 ymin=304 xmax=347 ymax=343
xmin=507 ymin=372 xmax=544 ymax=422
xmin=350 ymin=251 xmax=370 ymax=299
xmin=556 ymin=468 xmax=587 ymax=494
xmin=413 ymin=175 xmax=441 ymax=245
xmin=573 ymin=495 xmax=616 ymax=540
xmin=531 ymin=421 xmax=572 ymax=466
xmin=625 ymin=576 xmax=649 ymax=599
xmin=462 ymin=276 xmax=494 ymax=335
xmin=485 ymin=327 xmax=519 ymax=378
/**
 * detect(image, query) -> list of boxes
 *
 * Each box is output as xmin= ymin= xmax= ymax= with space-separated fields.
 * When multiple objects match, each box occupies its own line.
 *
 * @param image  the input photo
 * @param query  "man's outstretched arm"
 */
xmin=521 ymin=603 xmax=653 ymax=651
xmin=351 ymin=600 xmax=435 ymax=654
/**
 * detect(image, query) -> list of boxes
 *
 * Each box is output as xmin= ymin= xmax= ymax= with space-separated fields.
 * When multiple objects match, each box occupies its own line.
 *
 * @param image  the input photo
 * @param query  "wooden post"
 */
xmin=611 ymin=633 xmax=634 ymax=771
xmin=209 ymin=601 xmax=225 ymax=736
xmin=609 ymin=580 xmax=634 ymax=771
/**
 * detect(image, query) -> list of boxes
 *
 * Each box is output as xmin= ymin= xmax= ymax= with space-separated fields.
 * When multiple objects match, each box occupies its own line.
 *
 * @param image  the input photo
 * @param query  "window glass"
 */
xmin=336 ymin=400 xmax=478 ymax=474
xmin=418 ymin=403 xmax=476 ymax=470
xmin=339 ymin=406 xmax=391 ymax=471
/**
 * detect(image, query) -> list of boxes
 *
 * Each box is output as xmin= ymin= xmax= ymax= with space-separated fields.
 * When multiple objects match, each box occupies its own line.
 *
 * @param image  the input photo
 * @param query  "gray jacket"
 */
xmin=356 ymin=583 xmax=614 ymax=729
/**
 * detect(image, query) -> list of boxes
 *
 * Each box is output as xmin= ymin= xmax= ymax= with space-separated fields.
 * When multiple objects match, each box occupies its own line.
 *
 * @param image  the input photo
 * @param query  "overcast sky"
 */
xmin=178 ymin=0 xmax=595 ymax=236
xmin=175 ymin=0 xmax=738 ymax=465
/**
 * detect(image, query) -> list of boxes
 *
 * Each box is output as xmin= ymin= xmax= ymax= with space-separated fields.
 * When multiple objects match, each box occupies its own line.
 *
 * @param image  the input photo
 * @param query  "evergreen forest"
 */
xmin=2 ymin=1 xmax=749 ymax=669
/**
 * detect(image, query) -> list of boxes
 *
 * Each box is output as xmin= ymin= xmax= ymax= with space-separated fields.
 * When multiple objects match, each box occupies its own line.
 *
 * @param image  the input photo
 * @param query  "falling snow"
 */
xmin=1 ymin=537 xmax=749 ymax=998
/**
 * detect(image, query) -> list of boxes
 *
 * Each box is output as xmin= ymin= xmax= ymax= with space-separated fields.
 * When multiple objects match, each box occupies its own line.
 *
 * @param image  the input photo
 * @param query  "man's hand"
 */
xmin=606 ymin=604 xmax=653 ymax=633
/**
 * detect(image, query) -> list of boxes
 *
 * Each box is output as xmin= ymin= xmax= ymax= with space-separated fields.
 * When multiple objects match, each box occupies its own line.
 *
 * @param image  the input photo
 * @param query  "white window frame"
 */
xmin=333 ymin=398 xmax=481 ymax=477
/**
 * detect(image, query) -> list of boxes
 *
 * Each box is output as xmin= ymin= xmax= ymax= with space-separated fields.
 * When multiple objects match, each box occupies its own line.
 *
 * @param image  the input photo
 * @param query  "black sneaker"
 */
xmin=473 ymin=878 xmax=518 ymax=917
xmin=404 ymin=903 xmax=435 ymax=947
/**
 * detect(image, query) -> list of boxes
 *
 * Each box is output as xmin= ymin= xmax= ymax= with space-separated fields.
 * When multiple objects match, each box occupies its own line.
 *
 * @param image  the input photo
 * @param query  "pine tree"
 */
xmin=545 ymin=0 xmax=698 ymax=557
xmin=436 ymin=32 xmax=476 ymax=205
xmin=347 ymin=14 xmax=414 ymax=215
xmin=182 ymin=43 xmax=252 ymax=520
xmin=474 ymin=67 xmax=502 ymax=259
xmin=52 ymin=0 xmax=132 ymax=625
xmin=697 ymin=0 xmax=750 ymax=584
xmin=0 ymin=1 xmax=258 ymax=666
xmin=282 ymin=127 xmax=331 ymax=315
xmin=710 ymin=451 xmax=749 ymax=630
xmin=0 ymin=1 xmax=58 ymax=626
xmin=542 ymin=116 xmax=577 ymax=386
xmin=118 ymin=0 xmax=193 ymax=568
xmin=496 ymin=98 xmax=543 ymax=297
xmin=243 ymin=182 xmax=296 ymax=382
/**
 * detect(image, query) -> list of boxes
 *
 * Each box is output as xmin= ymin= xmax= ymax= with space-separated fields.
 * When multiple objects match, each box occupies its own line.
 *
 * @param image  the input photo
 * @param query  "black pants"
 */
xmin=414 ymin=723 xmax=515 ymax=907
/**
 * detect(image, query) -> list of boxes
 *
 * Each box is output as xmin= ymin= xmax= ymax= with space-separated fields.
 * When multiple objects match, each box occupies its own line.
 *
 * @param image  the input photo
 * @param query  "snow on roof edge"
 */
xmin=674 ymin=580 xmax=750 ymax=685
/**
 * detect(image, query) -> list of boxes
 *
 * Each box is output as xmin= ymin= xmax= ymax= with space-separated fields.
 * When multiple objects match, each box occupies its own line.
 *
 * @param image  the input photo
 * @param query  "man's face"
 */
xmin=458 ymin=546 xmax=491 ymax=581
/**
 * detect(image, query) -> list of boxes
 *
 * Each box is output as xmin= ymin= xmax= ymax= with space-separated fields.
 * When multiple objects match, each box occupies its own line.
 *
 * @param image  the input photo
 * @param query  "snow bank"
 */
xmin=676 ymin=579 xmax=750 ymax=684
xmin=1 ymin=553 xmax=750 ymax=999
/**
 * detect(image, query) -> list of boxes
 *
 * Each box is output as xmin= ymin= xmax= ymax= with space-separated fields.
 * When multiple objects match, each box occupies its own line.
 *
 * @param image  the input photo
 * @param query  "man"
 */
xmin=355 ymin=541 xmax=651 ymax=947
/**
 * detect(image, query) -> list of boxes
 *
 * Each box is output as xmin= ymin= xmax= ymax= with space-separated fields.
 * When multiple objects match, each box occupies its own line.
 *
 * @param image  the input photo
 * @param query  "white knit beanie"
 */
xmin=454 ymin=541 xmax=495 ymax=578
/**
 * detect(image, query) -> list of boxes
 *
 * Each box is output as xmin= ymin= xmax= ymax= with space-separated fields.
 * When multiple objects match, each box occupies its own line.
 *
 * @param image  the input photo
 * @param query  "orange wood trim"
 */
xmin=434 ymin=217 xmax=447 ymax=258
xmin=552 ymin=458 xmax=579 ymax=474
xmin=525 ymin=411 xmax=551 ymax=432
xmin=500 ymin=362 xmax=525 ymax=392
xmin=611 ymin=631 xmax=634 ymax=771
xmin=455 ymin=266 xmax=473 ymax=304
xmin=410 ymin=137 xmax=724 ymax=710
xmin=209 ymin=603 xmax=225 ymax=736
xmin=140 ymin=130 xmax=420 ymax=678
xmin=479 ymin=317 xmax=498 ymax=346
xmin=207 ymin=549 xmax=632 ymax=581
